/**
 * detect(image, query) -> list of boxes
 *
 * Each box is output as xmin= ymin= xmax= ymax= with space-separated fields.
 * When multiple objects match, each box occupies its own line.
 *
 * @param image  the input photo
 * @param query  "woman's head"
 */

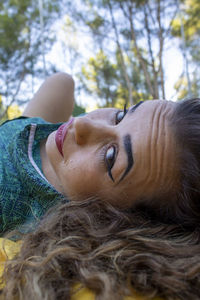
xmin=46 ymin=99 xmax=179 ymax=208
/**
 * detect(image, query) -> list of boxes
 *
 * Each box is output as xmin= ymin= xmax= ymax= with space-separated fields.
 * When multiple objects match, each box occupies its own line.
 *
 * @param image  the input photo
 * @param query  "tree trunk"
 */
xmin=128 ymin=3 xmax=156 ymax=98
xmin=157 ymin=0 xmax=166 ymax=99
xmin=107 ymin=0 xmax=133 ymax=105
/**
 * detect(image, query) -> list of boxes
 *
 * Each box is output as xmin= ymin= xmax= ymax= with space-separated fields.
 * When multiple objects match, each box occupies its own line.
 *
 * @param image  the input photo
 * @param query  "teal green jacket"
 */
xmin=0 ymin=117 xmax=65 ymax=234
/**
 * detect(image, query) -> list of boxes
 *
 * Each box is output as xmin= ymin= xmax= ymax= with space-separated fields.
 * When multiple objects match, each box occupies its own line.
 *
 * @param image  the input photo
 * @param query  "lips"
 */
xmin=55 ymin=118 xmax=74 ymax=156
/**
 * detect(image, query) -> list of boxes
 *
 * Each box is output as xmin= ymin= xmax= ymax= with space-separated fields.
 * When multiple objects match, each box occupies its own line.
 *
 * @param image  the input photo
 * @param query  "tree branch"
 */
xmin=144 ymin=4 xmax=159 ymax=98
xmin=107 ymin=0 xmax=133 ymax=105
xmin=127 ymin=2 xmax=155 ymax=98
xmin=157 ymin=0 xmax=165 ymax=99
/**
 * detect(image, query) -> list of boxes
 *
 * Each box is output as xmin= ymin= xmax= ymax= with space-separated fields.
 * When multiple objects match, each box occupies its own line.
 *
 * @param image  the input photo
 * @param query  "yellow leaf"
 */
xmin=7 ymin=104 xmax=22 ymax=120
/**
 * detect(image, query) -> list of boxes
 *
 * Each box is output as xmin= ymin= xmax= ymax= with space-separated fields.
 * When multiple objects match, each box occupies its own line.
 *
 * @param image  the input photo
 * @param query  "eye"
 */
xmin=105 ymin=146 xmax=116 ymax=171
xmin=115 ymin=104 xmax=128 ymax=124
xmin=104 ymin=145 xmax=117 ymax=182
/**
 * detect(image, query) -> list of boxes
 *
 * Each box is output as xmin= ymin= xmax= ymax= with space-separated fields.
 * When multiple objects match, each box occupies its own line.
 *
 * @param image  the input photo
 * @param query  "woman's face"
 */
xmin=46 ymin=100 xmax=179 ymax=207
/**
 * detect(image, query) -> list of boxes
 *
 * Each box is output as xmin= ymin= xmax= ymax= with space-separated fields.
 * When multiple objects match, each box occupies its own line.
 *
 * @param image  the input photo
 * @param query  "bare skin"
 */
xmin=45 ymin=100 xmax=179 ymax=207
xmin=24 ymin=73 xmax=179 ymax=208
xmin=23 ymin=72 xmax=74 ymax=123
xmin=23 ymin=72 xmax=75 ymax=193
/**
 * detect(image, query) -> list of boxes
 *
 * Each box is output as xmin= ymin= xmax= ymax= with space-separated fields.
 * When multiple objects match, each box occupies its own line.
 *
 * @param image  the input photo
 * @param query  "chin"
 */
xmin=46 ymin=132 xmax=60 ymax=162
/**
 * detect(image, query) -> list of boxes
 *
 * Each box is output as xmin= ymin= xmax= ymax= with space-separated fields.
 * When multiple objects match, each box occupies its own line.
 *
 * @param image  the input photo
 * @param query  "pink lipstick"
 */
xmin=55 ymin=118 xmax=74 ymax=156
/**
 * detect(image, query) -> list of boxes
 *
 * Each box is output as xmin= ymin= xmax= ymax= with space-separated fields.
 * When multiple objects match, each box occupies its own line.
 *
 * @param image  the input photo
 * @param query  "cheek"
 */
xmin=58 ymin=157 xmax=102 ymax=199
xmin=46 ymin=131 xmax=61 ymax=167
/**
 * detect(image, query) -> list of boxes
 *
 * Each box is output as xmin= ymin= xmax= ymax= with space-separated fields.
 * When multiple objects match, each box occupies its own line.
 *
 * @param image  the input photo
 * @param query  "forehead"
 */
xmin=129 ymin=99 xmax=175 ymax=116
xmin=116 ymin=100 xmax=178 ymax=201
xmin=88 ymin=100 xmax=175 ymax=119
xmin=125 ymin=100 xmax=176 ymax=158
xmin=87 ymin=107 xmax=118 ymax=120
xmin=122 ymin=100 xmax=176 ymax=133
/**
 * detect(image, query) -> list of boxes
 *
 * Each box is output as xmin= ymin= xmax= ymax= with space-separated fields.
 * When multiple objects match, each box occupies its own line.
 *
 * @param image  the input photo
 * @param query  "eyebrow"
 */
xmin=129 ymin=101 xmax=144 ymax=113
xmin=113 ymin=102 xmax=142 ymax=183
xmin=119 ymin=134 xmax=134 ymax=183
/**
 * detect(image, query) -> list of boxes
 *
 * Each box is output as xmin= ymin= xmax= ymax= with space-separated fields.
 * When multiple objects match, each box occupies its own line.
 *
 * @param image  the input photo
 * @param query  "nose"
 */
xmin=74 ymin=117 xmax=115 ymax=145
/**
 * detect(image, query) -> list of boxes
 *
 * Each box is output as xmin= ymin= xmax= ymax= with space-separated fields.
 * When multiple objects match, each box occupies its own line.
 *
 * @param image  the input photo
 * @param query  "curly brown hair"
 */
xmin=2 ymin=199 xmax=200 ymax=300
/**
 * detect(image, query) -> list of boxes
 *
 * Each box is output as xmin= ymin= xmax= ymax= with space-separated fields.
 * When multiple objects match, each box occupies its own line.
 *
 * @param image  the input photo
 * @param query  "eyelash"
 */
xmin=100 ymin=104 xmax=128 ymax=181
xmin=123 ymin=104 xmax=128 ymax=116
xmin=115 ymin=104 xmax=128 ymax=124
xmin=100 ymin=143 xmax=118 ymax=181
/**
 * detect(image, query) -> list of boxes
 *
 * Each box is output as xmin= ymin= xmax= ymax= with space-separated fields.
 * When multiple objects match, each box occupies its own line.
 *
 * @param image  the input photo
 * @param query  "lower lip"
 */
xmin=55 ymin=118 xmax=74 ymax=156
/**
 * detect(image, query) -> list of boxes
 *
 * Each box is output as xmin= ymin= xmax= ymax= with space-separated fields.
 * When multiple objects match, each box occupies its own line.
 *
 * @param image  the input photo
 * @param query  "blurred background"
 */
xmin=0 ymin=0 xmax=199 ymax=122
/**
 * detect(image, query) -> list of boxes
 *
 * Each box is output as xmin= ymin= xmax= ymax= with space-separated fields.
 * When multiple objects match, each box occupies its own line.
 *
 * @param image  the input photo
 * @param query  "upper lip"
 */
xmin=55 ymin=118 xmax=74 ymax=156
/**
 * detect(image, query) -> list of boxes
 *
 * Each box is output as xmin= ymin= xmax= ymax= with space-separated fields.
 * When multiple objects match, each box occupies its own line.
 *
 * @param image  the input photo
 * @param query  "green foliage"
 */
xmin=0 ymin=96 xmax=8 ymax=124
xmin=171 ymin=0 xmax=200 ymax=97
xmin=79 ymin=48 xmax=152 ymax=108
xmin=0 ymin=0 xmax=63 ymax=121
xmin=80 ymin=50 xmax=119 ymax=107
xmin=86 ymin=15 xmax=105 ymax=32
xmin=72 ymin=103 xmax=86 ymax=116
xmin=3 ymin=0 xmax=200 ymax=116
xmin=171 ymin=0 xmax=200 ymax=41
xmin=67 ymin=0 xmax=179 ymax=105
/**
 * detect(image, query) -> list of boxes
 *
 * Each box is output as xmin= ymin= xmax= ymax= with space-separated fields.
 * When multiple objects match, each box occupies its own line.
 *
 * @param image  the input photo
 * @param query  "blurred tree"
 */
xmin=7 ymin=104 xmax=22 ymax=120
xmin=72 ymin=103 xmax=86 ymax=116
xmin=66 ymin=0 xmax=179 ymax=107
xmin=79 ymin=49 xmax=152 ymax=108
xmin=0 ymin=0 xmax=62 ymax=121
xmin=61 ymin=16 xmax=80 ymax=75
xmin=0 ymin=95 xmax=7 ymax=124
xmin=172 ymin=0 xmax=200 ymax=98
xmin=80 ymin=50 xmax=119 ymax=107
